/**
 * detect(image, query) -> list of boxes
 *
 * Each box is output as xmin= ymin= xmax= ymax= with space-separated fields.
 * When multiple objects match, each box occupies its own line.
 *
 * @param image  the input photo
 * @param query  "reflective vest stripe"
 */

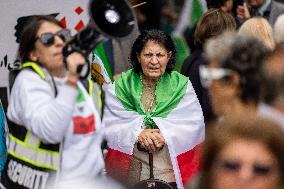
xmin=9 ymin=133 xmax=59 ymax=154
xmin=9 ymin=134 xmax=60 ymax=155
xmin=89 ymin=79 xmax=104 ymax=110
xmin=8 ymin=134 xmax=59 ymax=170
xmin=25 ymin=131 xmax=40 ymax=147
xmin=21 ymin=62 xmax=45 ymax=80
xmin=99 ymin=90 xmax=103 ymax=108
xmin=89 ymin=79 xmax=93 ymax=97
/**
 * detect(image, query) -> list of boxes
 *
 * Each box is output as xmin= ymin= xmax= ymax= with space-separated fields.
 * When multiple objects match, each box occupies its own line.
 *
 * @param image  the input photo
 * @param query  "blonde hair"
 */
xmin=239 ymin=17 xmax=275 ymax=50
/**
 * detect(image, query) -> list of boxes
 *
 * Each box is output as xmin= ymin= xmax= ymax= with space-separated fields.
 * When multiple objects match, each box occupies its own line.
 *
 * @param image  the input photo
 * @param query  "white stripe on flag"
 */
xmin=153 ymin=81 xmax=204 ymax=189
xmin=173 ymin=0 xmax=207 ymax=36
xmin=103 ymin=83 xmax=144 ymax=155
xmin=153 ymin=81 xmax=204 ymax=156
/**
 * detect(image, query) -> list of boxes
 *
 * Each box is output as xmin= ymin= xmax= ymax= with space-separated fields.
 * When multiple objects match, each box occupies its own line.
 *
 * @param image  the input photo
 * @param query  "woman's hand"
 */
xmin=66 ymin=52 xmax=86 ymax=76
xmin=237 ymin=3 xmax=251 ymax=20
xmin=138 ymin=129 xmax=165 ymax=152
xmin=65 ymin=52 xmax=86 ymax=87
xmin=151 ymin=131 xmax=165 ymax=150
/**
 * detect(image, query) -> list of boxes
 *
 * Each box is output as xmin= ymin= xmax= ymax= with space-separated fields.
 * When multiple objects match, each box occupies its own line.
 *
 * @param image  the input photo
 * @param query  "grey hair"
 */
xmin=274 ymin=14 xmax=284 ymax=44
xmin=205 ymin=31 xmax=268 ymax=104
xmin=204 ymin=31 xmax=238 ymax=64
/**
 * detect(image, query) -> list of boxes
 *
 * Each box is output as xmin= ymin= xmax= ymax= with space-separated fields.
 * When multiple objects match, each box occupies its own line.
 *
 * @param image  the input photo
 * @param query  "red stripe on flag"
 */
xmin=105 ymin=148 xmax=132 ymax=181
xmin=177 ymin=143 xmax=203 ymax=186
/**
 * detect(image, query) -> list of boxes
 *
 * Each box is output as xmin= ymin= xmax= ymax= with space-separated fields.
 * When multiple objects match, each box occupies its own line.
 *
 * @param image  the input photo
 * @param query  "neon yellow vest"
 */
xmin=2 ymin=62 xmax=103 ymax=189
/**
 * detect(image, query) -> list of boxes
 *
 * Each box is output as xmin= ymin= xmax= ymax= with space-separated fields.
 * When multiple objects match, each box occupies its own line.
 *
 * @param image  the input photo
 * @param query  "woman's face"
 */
xmin=137 ymin=40 xmax=171 ymax=79
xmin=30 ymin=21 xmax=65 ymax=73
xmin=211 ymin=139 xmax=281 ymax=189
xmin=207 ymin=62 xmax=238 ymax=116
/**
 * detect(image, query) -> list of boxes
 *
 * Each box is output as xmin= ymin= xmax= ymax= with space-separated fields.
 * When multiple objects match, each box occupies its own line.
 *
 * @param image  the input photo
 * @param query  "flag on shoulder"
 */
xmin=103 ymin=69 xmax=205 ymax=189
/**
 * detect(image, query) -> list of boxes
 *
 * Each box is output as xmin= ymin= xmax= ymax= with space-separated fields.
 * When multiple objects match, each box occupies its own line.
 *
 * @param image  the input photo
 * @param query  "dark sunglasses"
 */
xmin=36 ymin=29 xmax=71 ymax=46
xmin=216 ymin=159 xmax=277 ymax=176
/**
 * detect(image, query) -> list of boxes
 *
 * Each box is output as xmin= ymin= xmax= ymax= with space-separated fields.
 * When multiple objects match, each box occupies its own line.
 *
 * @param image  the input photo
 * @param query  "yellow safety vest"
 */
xmin=1 ymin=62 xmax=98 ymax=189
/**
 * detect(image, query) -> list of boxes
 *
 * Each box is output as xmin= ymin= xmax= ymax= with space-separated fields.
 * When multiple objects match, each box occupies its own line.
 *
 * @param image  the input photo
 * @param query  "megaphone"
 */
xmin=63 ymin=0 xmax=136 ymax=79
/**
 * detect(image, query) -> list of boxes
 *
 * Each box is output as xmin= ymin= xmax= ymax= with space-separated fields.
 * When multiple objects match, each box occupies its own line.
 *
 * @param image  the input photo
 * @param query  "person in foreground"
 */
xmin=103 ymin=30 xmax=205 ymax=189
xmin=187 ymin=114 xmax=284 ymax=189
xmin=1 ymin=15 xmax=104 ymax=188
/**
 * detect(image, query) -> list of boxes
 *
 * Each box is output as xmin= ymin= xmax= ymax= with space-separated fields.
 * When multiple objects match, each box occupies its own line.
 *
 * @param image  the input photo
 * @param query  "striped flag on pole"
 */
xmin=93 ymin=42 xmax=114 ymax=82
xmin=173 ymin=0 xmax=207 ymax=36
xmin=172 ymin=0 xmax=207 ymax=72
xmin=173 ymin=36 xmax=190 ymax=72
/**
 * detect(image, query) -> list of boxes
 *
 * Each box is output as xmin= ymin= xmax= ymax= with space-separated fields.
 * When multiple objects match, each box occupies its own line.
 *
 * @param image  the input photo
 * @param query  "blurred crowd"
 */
xmin=1 ymin=0 xmax=284 ymax=189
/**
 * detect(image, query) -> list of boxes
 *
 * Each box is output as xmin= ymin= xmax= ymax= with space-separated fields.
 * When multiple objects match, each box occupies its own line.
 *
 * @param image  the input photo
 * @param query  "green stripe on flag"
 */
xmin=94 ymin=44 xmax=114 ymax=81
xmin=115 ymin=69 xmax=188 ymax=129
xmin=191 ymin=0 xmax=204 ymax=26
xmin=173 ymin=36 xmax=190 ymax=72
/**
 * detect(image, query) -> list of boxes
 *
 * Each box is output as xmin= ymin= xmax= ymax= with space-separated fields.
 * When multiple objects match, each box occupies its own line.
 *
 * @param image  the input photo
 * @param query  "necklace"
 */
xmin=141 ymin=76 xmax=158 ymax=112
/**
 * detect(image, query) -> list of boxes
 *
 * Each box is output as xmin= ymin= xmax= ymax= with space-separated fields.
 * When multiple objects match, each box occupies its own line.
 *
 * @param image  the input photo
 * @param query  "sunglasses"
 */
xmin=36 ymin=29 xmax=71 ymax=46
xmin=199 ymin=65 xmax=232 ymax=88
xmin=216 ymin=159 xmax=277 ymax=176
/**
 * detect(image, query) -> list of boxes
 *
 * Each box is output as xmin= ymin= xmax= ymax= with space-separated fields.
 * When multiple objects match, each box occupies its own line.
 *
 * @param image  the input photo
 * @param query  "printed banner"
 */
xmin=0 ymin=0 xmax=90 ymax=110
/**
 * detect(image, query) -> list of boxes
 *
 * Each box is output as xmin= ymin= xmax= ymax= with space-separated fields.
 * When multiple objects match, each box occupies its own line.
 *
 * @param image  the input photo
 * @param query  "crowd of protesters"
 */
xmin=1 ymin=0 xmax=284 ymax=189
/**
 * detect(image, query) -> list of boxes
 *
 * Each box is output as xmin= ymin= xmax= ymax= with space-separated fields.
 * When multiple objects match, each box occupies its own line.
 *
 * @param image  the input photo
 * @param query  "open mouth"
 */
xmin=149 ymin=68 xmax=159 ymax=71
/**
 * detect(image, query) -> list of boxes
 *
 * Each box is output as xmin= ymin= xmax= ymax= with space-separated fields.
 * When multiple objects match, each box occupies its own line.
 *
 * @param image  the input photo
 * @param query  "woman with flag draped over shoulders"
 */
xmin=103 ymin=29 xmax=205 ymax=189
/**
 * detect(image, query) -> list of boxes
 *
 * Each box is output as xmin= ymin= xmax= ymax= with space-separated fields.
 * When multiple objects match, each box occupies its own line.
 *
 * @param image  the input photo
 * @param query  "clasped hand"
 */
xmin=137 ymin=129 xmax=165 ymax=152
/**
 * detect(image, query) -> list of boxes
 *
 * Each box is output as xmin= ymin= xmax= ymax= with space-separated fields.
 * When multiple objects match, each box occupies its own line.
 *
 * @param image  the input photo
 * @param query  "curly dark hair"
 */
xmin=220 ymin=34 xmax=268 ymax=104
xmin=130 ymin=29 xmax=176 ymax=73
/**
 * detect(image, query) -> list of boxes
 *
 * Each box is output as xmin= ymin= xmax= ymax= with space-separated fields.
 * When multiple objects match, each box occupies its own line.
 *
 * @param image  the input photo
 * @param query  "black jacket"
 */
xmin=181 ymin=48 xmax=215 ymax=123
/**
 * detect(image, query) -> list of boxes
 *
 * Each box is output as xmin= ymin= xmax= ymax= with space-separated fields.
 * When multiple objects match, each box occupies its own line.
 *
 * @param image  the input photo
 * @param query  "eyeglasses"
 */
xmin=199 ymin=65 xmax=232 ymax=88
xmin=216 ymin=159 xmax=278 ymax=177
xmin=142 ymin=52 xmax=167 ymax=60
xmin=36 ymin=29 xmax=71 ymax=46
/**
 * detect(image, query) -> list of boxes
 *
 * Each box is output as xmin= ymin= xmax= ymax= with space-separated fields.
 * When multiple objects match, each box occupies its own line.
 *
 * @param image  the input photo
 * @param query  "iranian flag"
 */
xmin=94 ymin=42 xmax=114 ymax=82
xmin=173 ymin=0 xmax=207 ymax=36
xmin=103 ymin=70 xmax=204 ymax=189
xmin=172 ymin=0 xmax=207 ymax=72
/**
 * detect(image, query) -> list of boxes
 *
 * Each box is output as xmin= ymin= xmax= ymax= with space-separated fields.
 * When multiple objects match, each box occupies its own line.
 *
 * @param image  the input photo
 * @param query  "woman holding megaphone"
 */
xmin=2 ymin=15 xmax=105 ymax=189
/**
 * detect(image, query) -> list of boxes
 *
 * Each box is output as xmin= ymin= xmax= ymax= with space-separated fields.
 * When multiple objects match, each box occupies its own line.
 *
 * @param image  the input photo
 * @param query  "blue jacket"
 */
xmin=0 ymin=101 xmax=7 ymax=175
